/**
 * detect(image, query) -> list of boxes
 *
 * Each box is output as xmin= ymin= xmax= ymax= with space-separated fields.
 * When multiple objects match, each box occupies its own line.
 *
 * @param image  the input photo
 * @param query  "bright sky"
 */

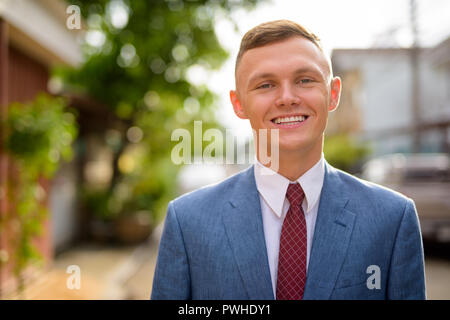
xmin=201 ymin=0 xmax=450 ymax=138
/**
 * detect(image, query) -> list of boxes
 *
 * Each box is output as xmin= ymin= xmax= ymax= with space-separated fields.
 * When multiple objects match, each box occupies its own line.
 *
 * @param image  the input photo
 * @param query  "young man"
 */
xmin=151 ymin=20 xmax=426 ymax=300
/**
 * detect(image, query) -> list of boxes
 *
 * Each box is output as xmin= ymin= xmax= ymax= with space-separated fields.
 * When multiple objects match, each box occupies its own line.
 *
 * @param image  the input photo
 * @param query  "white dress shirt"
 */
xmin=254 ymin=154 xmax=325 ymax=297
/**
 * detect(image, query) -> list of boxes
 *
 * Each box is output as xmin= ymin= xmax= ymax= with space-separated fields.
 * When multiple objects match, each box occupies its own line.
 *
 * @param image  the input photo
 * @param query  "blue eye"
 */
xmin=257 ymin=83 xmax=272 ymax=89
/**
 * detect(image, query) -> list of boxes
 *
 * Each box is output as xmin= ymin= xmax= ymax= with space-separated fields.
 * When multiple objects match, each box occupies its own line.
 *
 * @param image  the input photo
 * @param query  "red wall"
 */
xmin=0 ymin=43 xmax=52 ymax=297
xmin=8 ymin=45 xmax=49 ymax=104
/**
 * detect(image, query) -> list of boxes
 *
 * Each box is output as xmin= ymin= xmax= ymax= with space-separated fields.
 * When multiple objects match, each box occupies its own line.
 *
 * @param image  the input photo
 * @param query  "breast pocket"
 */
xmin=331 ymin=279 xmax=385 ymax=300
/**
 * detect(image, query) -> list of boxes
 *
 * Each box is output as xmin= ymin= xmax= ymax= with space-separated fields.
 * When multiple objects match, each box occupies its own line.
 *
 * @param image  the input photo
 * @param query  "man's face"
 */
xmin=230 ymin=36 xmax=341 ymax=156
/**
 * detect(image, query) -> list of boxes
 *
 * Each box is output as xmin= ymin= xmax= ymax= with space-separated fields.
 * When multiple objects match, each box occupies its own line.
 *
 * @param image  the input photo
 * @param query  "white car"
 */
xmin=362 ymin=153 xmax=450 ymax=242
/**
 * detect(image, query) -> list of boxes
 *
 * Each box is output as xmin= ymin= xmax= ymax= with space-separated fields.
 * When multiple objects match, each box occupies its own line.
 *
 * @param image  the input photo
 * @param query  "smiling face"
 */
xmin=230 ymin=36 xmax=341 ymax=159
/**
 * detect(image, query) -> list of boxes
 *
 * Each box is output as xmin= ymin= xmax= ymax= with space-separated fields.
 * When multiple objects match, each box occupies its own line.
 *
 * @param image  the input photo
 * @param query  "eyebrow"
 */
xmin=247 ymin=67 xmax=325 ymax=87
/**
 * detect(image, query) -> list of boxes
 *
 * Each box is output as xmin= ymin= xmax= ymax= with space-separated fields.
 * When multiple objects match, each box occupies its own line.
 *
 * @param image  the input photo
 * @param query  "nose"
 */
xmin=275 ymin=83 xmax=300 ymax=107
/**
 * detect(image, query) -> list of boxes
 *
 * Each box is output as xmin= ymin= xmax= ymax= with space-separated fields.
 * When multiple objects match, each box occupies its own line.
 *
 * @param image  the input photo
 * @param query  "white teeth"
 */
xmin=274 ymin=115 xmax=306 ymax=124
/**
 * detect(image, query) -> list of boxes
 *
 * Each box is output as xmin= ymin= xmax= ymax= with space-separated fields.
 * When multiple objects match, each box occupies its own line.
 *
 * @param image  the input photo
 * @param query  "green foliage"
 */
xmin=6 ymin=94 xmax=77 ymax=177
xmin=1 ymin=93 xmax=78 ymax=286
xmin=81 ymin=188 xmax=115 ymax=221
xmin=58 ymin=0 xmax=258 ymax=117
xmin=57 ymin=0 xmax=260 ymax=224
xmin=324 ymin=134 xmax=371 ymax=173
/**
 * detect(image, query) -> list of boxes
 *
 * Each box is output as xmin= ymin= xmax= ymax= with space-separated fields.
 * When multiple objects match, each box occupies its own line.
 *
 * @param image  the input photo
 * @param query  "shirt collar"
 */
xmin=254 ymin=154 xmax=325 ymax=218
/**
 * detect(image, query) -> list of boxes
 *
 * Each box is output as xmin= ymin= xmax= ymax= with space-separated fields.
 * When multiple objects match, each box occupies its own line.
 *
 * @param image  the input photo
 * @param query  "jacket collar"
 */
xmin=253 ymin=155 xmax=325 ymax=217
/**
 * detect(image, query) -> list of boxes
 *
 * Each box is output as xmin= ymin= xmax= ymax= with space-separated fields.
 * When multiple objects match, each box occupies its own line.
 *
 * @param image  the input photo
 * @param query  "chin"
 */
xmin=280 ymin=135 xmax=324 ymax=153
xmin=277 ymin=141 xmax=309 ymax=153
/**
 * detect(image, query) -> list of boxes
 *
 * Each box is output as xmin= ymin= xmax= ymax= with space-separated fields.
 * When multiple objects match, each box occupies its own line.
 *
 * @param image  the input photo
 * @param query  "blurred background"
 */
xmin=0 ymin=0 xmax=448 ymax=299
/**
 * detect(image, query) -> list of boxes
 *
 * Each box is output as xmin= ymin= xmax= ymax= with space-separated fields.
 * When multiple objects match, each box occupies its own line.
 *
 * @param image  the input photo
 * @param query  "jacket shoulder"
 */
xmin=332 ymin=166 xmax=413 ymax=214
xmin=169 ymin=166 xmax=251 ymax=218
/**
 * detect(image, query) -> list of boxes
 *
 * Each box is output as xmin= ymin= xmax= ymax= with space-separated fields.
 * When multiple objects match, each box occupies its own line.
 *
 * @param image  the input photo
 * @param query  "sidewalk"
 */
xmin=7 ymin=225 xmax=162 ymax=300
xmin=9 ymin=226 xmax=450 ymax=299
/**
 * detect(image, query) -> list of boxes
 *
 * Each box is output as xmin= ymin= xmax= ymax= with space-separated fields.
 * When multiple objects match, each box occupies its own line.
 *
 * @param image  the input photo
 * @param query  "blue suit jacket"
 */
xmin=151 ymin=162 xmax=426 ymax=300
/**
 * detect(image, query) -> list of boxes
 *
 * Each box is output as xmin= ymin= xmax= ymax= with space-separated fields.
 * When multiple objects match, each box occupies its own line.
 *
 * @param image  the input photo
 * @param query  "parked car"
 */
xmin=361 ymin=153 xmax=450 ymax=242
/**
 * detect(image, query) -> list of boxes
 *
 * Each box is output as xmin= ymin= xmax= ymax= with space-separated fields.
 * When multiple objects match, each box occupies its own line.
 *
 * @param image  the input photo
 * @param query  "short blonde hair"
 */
xmin=235 ymin=20 xmax=324 ymax=73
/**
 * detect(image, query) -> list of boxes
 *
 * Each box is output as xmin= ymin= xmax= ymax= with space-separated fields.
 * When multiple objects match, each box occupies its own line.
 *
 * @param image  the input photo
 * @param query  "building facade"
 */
xmin=0 ymin=0 xmax=82 ymax=296
xmin=330 ymin=38 xmax=450 ymax=157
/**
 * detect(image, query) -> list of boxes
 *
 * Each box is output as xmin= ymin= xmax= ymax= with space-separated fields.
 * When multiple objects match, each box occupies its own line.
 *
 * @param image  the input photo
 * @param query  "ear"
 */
xmin=230 ymin=90 xmax=248 ymax=119
xmin=328 ymin=76 xmax=342 ymax=112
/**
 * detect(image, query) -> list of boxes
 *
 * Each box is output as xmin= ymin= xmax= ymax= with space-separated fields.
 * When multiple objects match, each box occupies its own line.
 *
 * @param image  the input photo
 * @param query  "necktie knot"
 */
xmin=286 ymin=183 xmax=305 ymax=207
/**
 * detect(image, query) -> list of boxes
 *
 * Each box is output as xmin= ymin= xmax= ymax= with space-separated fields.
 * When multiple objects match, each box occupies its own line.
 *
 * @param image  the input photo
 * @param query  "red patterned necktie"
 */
xmin=276 ymin=182 xmax=307 ymax=300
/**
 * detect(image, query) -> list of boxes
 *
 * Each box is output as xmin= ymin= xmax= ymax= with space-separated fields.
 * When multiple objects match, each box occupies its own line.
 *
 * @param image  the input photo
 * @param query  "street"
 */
xmin=7 ymin=227 xmax=449 ymax=300
xmin=423 ymin=240 xmax=450 ymax=299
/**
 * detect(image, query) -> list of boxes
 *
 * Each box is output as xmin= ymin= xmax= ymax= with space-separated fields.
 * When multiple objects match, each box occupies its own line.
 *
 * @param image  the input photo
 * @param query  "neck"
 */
xmin=277 ymin=150 xmax=321 ymax=181
xmin=256 ymin=137 xmax=323 ymax=181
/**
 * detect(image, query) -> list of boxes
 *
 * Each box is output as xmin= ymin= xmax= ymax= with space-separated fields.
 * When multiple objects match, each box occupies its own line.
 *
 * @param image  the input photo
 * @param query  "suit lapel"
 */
xmin=221 ymin=166 xmax=274 ymax=300
xmin=303 ymin=162 xmax=356 ymax=300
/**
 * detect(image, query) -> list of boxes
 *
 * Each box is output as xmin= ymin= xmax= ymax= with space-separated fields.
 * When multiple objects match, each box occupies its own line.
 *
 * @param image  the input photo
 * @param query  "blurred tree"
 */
xmin=56 ymin=0 xmax=260 ymax=226
xmin=324 ymin=134 xmax=371 ymax=173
